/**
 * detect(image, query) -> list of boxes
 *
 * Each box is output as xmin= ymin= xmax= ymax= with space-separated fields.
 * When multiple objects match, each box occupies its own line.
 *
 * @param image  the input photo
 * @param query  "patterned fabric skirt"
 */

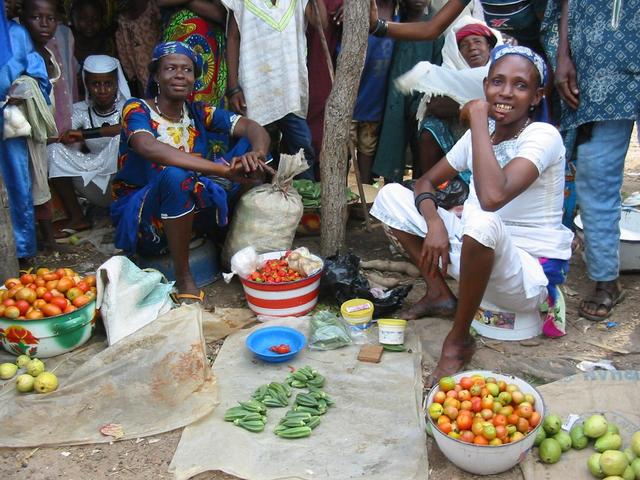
xmin=163 ymin=9 xmax=227 ymax=107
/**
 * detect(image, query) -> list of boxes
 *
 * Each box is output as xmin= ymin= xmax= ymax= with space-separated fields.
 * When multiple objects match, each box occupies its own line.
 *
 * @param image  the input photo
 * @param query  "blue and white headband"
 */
xmin=490 ymin=44 xmax=547 ymax=86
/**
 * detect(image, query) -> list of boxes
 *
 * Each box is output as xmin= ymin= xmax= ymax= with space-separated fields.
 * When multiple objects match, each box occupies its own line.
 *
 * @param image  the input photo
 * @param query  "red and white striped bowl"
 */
xmin=239 ymin=251 xmax=323 ymax=317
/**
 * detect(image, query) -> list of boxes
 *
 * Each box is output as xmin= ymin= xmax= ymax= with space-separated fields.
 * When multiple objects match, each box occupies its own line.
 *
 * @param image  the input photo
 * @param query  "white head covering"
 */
xmin=442 ymin=16 xmax=503 ymax=71
xmin=395 ymin=17 xmax=503 ymax=123
xmin=82 ymin=55 xmax=131 ymax=104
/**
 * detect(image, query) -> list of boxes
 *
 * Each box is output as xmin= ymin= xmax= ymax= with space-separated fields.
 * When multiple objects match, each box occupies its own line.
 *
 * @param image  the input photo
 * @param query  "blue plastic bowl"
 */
xmin=246 ymin=326 xmax=306 ymax=363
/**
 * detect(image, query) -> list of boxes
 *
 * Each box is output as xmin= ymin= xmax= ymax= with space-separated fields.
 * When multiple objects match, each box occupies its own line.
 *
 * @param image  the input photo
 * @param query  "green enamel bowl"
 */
xmin=0 ymin=300 xmax=97 ymax=358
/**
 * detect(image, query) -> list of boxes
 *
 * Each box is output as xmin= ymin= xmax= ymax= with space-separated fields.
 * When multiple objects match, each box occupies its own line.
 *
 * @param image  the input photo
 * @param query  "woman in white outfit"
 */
xmin=48 ymin=54 xmax=130 ymax=235
xmin=370 ymin=45 xmax=573 ymax=381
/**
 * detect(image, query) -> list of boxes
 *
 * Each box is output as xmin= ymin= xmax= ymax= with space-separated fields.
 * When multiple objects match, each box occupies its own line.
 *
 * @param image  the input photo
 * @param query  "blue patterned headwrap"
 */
xmin=146 ymin=41 xmax=203 ymax=97
xmin=489 ymin=44 xmax=550 ymax=123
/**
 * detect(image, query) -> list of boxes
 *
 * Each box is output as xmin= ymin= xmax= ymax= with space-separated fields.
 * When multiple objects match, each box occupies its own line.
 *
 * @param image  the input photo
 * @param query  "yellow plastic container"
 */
xmin=340 ymin=299 xmax=374 ymax=331
xmin=378 ymin=319 xmax=407 ymax=345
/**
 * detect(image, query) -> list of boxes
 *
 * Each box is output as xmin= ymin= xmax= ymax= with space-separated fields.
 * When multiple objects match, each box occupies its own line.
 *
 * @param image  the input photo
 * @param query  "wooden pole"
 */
xmin=0 ymin=172 xmax=20 ymax=279
xmin=348 ymin=141 xmax=372 ymax=231
xmin=319 ymin=0 xmax=369 ymax=257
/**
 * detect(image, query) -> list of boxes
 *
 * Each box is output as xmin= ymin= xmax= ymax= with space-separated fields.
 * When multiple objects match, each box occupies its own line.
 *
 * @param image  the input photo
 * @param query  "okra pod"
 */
xmin=382 ymin=344 xmax=407 ymax=352
xmin=281 ymin=419 xmax=306 ymax=428
xmin=238 ymin=400 xmax=266 ymax=413
xmin=223 ymin=407 xmax=253 ymax=422
xmin=235 ymin=419 xmax=265 ymax=433
xmin=306 ymin=416 xmax=321 ymax=430
xmin=290 ymin=379 xmax=307 ymax=388
xmin=275 ymin=426 xmax=312 ymax=439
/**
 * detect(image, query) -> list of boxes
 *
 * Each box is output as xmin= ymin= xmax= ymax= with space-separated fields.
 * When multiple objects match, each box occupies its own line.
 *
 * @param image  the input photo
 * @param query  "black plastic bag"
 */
xmin=403 ymin=175 xmax=469 ymax=210
xmin=321 ymin=253 xmax=412 ymax=318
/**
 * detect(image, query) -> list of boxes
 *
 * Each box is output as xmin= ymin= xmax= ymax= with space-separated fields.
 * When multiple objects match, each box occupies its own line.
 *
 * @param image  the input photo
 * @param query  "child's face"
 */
xmin=21 ymin=0 xmax=57 ymax=47
xmin=85 ymin=71 xmax=118 ymax=109
xmin=72 ymin=3 xmax=101 ymax=38
xmin=458 ymin=35 xmax=492 ymax=68
xmin=484 ymin=55 xmax=542 ymax=125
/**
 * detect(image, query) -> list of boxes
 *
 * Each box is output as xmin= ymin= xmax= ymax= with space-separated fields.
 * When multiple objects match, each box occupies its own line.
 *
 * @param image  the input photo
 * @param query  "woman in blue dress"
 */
xmin=111 ymin=42 xmax=272 ymax=303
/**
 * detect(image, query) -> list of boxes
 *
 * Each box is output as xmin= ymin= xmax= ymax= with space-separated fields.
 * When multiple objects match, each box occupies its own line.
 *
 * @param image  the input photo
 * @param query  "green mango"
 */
xmin=630 ymin=458 xmax=640 ymax=479
xmin=585 ymin=415 xmax=609 ymax=439
xmin=595 ymin=433 xmax=623 ymax=453
xmin=570 ymin=424 xmax=589 ymax=450
xmin=588 ymin=453 xmax=605 ymax=479
xmin=534 ymin=427 xmax=547 ymax=447
xmin=600 ymin=450 xmax=629 ymax=477
xmin=632 ymin=432 xmax=640 ymax=457
xmin=553 ymin=431 xmax=573 ymax=452
xmin=608 ymin=424 xmax=620 ymax=434
xmin=623 ymin=448 xmax=636 ymax=464
xmin=622 ymin=465 xmax=634 ymax=480
xmin=539 ymin=438 xmax=562 ymax=464
xmin=543 ymin=414 xmax=563 ymax=436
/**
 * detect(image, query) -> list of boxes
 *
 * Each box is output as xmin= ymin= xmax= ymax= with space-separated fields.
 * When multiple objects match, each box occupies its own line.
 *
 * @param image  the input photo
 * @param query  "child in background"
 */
xmin=70 ymin=0 xmax=116 ymax=67
xmin=350 ymin=0 xmax=397 ymax=184
xmin=224 ymin=0 xmax=327 ymax=180
xmin=19 ymin=0 xmax=74 ymax=252
xmin=0 ymin=0 xmax=51 ymax=259
xmin=115 ymin=0 xmax=161 ymax=97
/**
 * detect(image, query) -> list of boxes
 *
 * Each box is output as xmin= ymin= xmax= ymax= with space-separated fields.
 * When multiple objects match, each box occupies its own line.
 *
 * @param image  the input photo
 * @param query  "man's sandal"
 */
xmin=174 ymin=290 xmax=205 ymax=305
xmin=578 ymin=281 xmax=625 ymax=322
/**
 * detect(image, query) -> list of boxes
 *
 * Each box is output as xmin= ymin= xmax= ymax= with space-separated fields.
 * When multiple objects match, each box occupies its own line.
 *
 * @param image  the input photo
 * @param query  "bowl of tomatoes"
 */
xmin=239 ymin=251 xmax=323 ymax=317
xmin=425 ymin=370 xmax=545 ymax=475
xmin=0 ymin=268 xmax=98 ymax=358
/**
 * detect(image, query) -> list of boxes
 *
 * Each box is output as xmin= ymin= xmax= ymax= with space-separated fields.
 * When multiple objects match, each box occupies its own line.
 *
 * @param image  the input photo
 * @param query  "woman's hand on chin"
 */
xmin=459 ymin=99 xmax=489 ymax=127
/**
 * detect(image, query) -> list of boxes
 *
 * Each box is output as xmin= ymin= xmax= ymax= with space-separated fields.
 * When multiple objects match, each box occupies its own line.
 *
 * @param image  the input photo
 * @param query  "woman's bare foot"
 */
xmin=426 ymin=335 xmax=476 ymax=387
xmin=398 ymin=294 xmax=457 ymax=320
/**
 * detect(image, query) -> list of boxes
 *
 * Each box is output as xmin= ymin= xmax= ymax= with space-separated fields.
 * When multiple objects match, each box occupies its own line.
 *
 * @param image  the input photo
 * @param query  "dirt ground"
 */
xmin=1 ymin=134 xmax=639 ymax=480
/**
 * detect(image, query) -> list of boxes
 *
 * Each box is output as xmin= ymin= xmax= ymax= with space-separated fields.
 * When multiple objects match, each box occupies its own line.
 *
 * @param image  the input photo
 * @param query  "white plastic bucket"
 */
xmin=575 ymin=210 xmax=640 ymax=271
xmin=471 ymin=299 xmax=542 ymax=341
xmin=377 ymin=319 xmax=407 ymax=345
xmin=425 ymin=370 xmax=545 ymax=475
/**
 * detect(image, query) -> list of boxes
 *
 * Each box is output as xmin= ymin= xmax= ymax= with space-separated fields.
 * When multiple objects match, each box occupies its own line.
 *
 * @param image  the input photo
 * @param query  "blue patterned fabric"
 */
xmin=559 ymin=0 xmax=640 ymax=130
xmin=0 ymin=21 xmax=51 ymax=258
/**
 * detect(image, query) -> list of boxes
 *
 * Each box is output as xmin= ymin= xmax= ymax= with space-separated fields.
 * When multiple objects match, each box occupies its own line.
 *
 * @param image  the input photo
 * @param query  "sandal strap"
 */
xmin=175 ymin=290 xmax=205 ymax=302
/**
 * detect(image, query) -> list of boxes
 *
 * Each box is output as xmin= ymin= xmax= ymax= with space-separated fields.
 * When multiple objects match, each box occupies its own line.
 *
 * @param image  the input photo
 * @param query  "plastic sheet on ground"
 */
xmin=521 ymin=370 xmax=640 ymax=480
xmin=169 ymin=316 xmax=428 ymax=480
xmin=0 ymin=305 xmax=217 ymax=447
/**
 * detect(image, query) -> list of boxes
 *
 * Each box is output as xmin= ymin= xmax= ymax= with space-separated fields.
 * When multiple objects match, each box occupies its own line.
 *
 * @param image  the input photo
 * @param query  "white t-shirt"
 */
xmin=222 ymin=0 xmax=309 ymax=126
xmin=446 ymin=122 xmax=574 ymax=260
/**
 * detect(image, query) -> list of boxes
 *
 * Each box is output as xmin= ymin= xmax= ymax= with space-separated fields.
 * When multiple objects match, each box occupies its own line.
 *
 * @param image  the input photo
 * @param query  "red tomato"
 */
xmin=63 ymin=304 xmax=77 ymax=314
xmin=473 ymin=435 xmax=489 ymax=445
xmin=20 ymin=273 xmax=35 ymax=285
xmin=84 ymin=275 xmax=96 ymax=287
xmin=3 ymin=298 xmax=16 ymax=307
xmin=26 ymin=309 xmax=44 ymax=320
xmin=72 ymin=295 xmax=91 ymax=308
xmin=15 ymin=299 xmax=30 ymax=315
xmin=42 ymin=291 xmax=53 ymax=302
xmin=50 ymin=297 xmax=69 ymax=310
xmin=41 ymin=304 xmax=62 ymax=317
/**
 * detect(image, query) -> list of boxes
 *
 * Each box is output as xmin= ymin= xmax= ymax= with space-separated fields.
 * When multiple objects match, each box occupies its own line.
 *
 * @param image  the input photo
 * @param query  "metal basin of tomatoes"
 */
xmin=0 ymin=299 xmax=97 ymax=358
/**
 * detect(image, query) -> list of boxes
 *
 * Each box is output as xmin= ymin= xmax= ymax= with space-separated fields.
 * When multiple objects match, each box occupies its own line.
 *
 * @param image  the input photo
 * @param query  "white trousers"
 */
xmin=370 ymin=183 xmax=548 ymax=313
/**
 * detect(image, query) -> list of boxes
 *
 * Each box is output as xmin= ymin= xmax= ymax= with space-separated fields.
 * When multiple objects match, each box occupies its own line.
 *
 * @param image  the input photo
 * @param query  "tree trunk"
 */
xmin=319 ymin=0 xmax=369 ymax=257
xmin=0 ymin=172 xmax=19 ymax=279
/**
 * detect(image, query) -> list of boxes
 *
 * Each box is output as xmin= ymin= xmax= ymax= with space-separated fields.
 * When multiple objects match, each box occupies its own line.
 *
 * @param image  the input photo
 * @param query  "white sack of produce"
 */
xmin=222 ymin=150 xmax=309 ymax=267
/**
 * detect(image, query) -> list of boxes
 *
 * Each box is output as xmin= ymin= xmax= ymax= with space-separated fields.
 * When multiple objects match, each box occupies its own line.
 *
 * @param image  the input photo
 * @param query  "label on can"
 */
xmin=345 ymin=303 xmax=371 ymax=313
